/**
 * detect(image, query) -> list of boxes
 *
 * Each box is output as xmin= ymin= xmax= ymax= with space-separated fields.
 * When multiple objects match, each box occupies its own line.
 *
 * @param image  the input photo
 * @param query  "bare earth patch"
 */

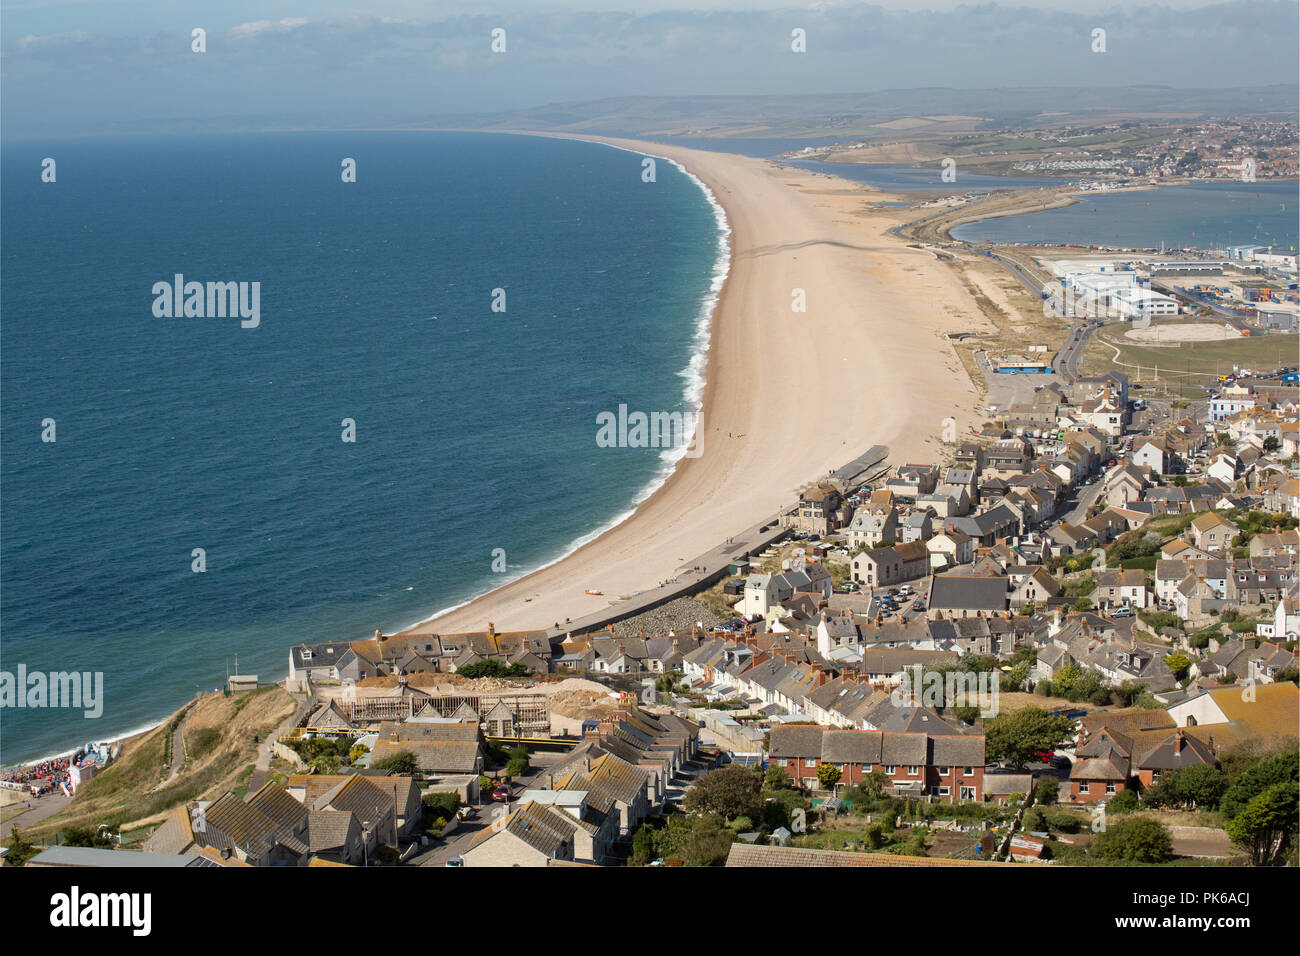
xmin=1124 ymin=323 xmax=1238 ymax=344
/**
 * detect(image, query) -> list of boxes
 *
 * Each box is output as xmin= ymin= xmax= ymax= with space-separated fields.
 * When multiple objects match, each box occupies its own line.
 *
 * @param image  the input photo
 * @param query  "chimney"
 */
xmin=487 ymin=621 xmax=496 ymax=637
xmin=373 ymin=629 xmax=382 ymax=641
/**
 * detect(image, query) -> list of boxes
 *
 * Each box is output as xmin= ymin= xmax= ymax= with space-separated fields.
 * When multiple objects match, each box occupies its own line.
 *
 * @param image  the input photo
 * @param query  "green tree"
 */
xmin=1034 ymin=775 xmax=1060 ymax=806
xmin=816 ymin=763 xmax=842 ymax=789
xmin=1091 ymin=816 xmax=1173 ymax=863
xmin=679 ymin=816 xmax=735 ymax=866
xmin=1221 ymin=750 xmax=1299 ymax=820
xmin=764 ymin=765 xmax=792 ymax=790
xmin=630 ymin=824 xmax=656 ymax=866
xmin=456 ymin=659 xmax=529 ymax=679
xmin=985 ymin=708 xmax=1076 ymax=768
xmin=1142 ymin=763 xmax=1227 ymax=810
xmin=1225 ymin=781 xmax=1299 ymax=866
xmin=1105 ymin=788 xmax=1140 ymax=814
xmin=422 ymin=791 xmax=460 ymax=818
xmin=1003 ymin=661 xmax=1031 ymax=693
xmin=5 ymin=827 xmax=40 ymax=866
xmin=373 ymin=749 xmax=419 ymax=775
xmin=60 ymin=825 xmax=112 ymax=848
xmin=1053 ymin=662 xmax=1082 ymax=694
xmin=863 ymin=769 xmax=890 ymax=799
xmin=762 ymin=787 xmax=808 ymax=831
xmin=1164 ymin=654 xmax=1191 ymax=681
xmin=683 ymin=765 xmax=763 ymax=822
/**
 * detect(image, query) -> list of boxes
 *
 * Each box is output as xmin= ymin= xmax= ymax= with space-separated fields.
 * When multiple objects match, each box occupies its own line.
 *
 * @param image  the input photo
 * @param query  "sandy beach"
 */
xmin=408 ymin=136 xmax=986 ymax=637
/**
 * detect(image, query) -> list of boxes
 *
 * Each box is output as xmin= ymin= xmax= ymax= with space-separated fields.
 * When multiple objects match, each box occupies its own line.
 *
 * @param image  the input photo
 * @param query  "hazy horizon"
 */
xmin=2 ymin=0 xmax=1298 ymax=139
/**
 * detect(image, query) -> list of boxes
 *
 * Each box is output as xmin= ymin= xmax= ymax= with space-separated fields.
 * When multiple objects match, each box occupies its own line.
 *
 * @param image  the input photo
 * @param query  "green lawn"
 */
xmin=1084 ymin=327 xmax=1299 ymax=382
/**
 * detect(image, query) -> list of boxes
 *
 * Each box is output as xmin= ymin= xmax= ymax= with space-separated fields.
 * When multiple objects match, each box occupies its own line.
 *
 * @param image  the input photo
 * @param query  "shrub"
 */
xmin=1091 ymin=816 xmax=1173 ymax=863
xmin=1105 ymin=789 xmax=1140 ymax=814
xmin=373 ymin=750 xmax=419 ymax=775
xmin=422 ymin=791 xmax=460 ymax=818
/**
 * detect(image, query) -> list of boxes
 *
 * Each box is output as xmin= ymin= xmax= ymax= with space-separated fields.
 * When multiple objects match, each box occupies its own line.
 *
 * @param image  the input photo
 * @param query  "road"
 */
xmin=410 ymin=751 xmax=570 ymax=866
xmin=538 ymin=510 xmax=797 ymax=639
xmin=0 ymin=791 xmax=71 ymax=842
xmin=1059 ymin=477 xmax=1105 ymax=526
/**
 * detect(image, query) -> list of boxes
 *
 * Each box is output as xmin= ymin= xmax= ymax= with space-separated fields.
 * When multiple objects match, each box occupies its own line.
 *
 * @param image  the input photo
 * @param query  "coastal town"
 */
xmin=792 ymin=116 xmax=1300 ymax=182
xmin=8 ymin=243 xmax=1297 ymax=866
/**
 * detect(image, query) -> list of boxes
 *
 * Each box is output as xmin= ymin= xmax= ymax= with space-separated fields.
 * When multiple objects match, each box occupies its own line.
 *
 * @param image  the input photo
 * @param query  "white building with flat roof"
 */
xmin=1110 ymin=286 xmax=1179 ymax=319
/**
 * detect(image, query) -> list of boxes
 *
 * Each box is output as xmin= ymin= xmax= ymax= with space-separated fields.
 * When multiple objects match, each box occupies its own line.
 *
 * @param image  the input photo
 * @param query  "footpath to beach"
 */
xmin=408 ymin=134 xmax=986 ymax=638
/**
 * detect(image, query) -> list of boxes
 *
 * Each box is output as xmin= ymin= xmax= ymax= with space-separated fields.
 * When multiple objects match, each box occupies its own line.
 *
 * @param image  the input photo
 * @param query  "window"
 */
xmin=963 ymin=766 xmax=974 ymax=777
xmin=805 ymin=759 xmax=816 ymax=768
xmin=1079 ymin=782 xmax=1090 ymax=793
xmin=907 ymin=766 xmax=919 ymax=776
xmin=960 ymin=786 xmax=975 ymax=800
xmin=884 ymin=765 xmax=896 ymax=774
xmin=937 ymin=766 xmax=950 ymax=775
xmin=937 ymin=786 xmax=950 ymax=797
xmin=1106 ymin=783 xmax=1117 ymax=795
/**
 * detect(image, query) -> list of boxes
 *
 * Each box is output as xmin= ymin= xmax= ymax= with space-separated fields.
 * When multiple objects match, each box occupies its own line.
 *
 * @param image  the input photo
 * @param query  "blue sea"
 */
xmin=951 ymin=180 xmax=1299 ymax=250
xmin=0 ymin=132 xmax=726 ymax=765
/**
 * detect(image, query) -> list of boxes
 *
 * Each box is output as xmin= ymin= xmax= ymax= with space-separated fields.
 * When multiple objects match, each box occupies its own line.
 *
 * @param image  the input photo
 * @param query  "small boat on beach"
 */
xmin=584 ymin=589 xmax=603 ymax=596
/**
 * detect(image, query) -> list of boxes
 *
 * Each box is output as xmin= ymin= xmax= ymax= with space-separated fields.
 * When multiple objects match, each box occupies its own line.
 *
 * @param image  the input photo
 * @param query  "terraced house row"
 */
xmin=768 ymin=724 xmax=987 ymax=800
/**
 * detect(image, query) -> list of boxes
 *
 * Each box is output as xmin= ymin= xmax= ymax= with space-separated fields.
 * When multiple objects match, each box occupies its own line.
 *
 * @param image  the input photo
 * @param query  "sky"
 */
xmin=2 ymin=1 xmax=1297 ymax=137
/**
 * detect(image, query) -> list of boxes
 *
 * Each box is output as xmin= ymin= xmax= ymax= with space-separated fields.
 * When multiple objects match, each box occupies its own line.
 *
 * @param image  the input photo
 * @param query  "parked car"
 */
xmin=491 ymin=784 xmax=511 ymax=802
xmin=1110 ymin=606 xmax=1134 ymax=618
xmin=456 ymin=806 xmax=476 ymax=821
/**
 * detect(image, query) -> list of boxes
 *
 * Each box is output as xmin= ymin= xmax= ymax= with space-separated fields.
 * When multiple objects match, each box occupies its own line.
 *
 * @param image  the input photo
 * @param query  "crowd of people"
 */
xmin=1 ymin=755 xmax=74 ymax=796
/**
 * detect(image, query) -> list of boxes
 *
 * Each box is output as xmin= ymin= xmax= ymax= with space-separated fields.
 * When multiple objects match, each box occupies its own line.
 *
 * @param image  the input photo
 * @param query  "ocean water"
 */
xmin=0 ymin=131 xmax=726 ymax=765
xmin=951 ymin=180 xmax=1300 ymax=249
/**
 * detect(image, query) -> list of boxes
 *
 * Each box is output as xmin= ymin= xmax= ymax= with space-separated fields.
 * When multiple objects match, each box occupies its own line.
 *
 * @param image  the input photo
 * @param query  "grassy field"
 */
xmin=27 ymin=687 xmax=297 ymax=840
xmin=1083 ymin=324 xmax=1299 ymax=382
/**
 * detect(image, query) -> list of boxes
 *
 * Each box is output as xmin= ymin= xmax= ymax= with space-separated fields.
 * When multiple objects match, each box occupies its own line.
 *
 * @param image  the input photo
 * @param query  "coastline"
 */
xmin=404 ymin=133 xmax=986 ymax=638
xmin=906 ymin=183 xmax=1158 ymax=245
xmin=390 ymin=136 xmax=732 ymax=635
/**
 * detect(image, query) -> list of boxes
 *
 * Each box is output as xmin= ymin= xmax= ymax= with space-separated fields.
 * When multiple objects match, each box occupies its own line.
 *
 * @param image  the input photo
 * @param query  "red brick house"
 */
xmin=768 ymin=725 xmax=986 ymax=801
xmin=1068 ymin=716 xmax=1214 ymax=803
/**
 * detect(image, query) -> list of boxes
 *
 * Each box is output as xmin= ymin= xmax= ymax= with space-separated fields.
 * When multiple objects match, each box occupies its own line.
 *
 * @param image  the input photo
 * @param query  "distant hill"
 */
xmin=415 ymin=86 xmax=1300 ymax=140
